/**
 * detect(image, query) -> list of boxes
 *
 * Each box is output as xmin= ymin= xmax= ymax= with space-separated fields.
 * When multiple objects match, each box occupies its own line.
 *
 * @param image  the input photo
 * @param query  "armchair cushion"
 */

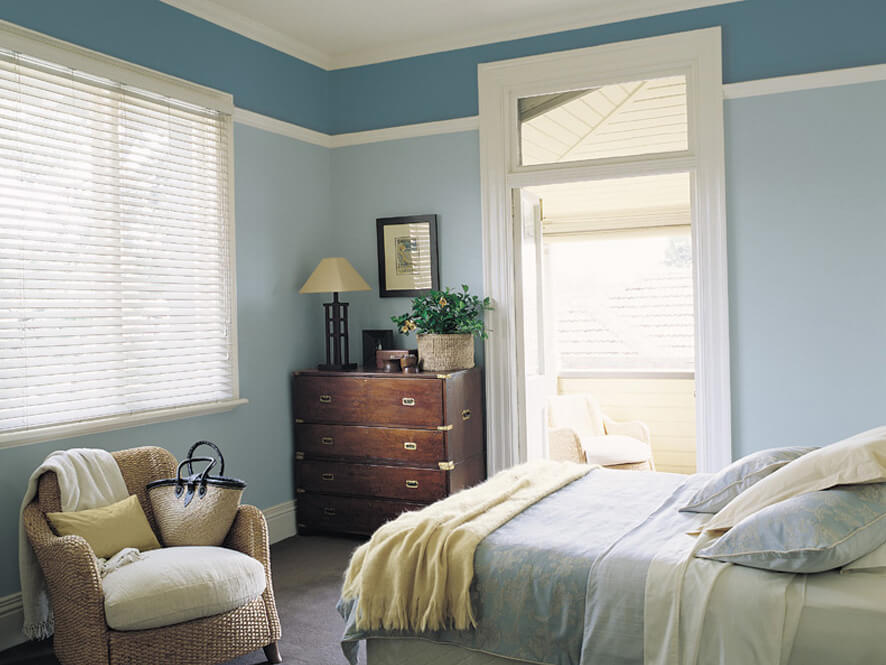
xmin=103 ymin=546 xmax=266 ymax=631
xmin=581 ymin=435 xmax=653 ymax=467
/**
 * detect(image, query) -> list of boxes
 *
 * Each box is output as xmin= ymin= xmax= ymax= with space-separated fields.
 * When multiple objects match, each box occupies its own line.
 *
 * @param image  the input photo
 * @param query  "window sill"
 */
xmin=0 ymin=398 xmax=249 ymax=450
xmin=558 ymin=370 xmax=695 ymax=380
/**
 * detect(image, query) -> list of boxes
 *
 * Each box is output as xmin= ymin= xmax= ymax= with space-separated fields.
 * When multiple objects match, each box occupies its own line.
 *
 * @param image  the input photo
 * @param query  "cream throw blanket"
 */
xmin=19 ymin=448 xmax=128 ymax=640
xmin=342 ymin=459 xmax=593 ymax=633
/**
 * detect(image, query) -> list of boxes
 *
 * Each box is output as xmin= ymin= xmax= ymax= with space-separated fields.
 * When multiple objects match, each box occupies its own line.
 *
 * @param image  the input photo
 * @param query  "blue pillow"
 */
xmin=680 ymin=446 xmax=817 ymax=513
xmin=696 ymin=483 xmax=886 ymax=573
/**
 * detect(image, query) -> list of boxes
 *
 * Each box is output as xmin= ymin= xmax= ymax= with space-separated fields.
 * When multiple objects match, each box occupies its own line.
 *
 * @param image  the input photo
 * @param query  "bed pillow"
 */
xmin=697 ymin=483 xmax=886 ymax=573
xmin=47 ymin=494 xmax=161 ymax=558
xmin=842 ymin=541 xmax=886 ymax=572
xmin=703 ymin=426 xmax=886 ymax=533
xmin=680 ymin=446 xmax=817 ymax=514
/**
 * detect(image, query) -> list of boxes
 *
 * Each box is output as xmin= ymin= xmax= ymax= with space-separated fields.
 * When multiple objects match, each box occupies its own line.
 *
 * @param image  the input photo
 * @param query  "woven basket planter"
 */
xmin=417 ymin=333 xmax=475 ymax=371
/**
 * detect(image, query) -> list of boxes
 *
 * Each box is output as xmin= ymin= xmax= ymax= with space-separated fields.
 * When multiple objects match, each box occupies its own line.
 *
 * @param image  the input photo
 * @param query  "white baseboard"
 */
xmin=0 ymin=592 xmax=24 ymax=652
xmin=263 ymin=499 xmax=298 ymax=545
xmin=0 ymin=500 xmax=299 ymax=654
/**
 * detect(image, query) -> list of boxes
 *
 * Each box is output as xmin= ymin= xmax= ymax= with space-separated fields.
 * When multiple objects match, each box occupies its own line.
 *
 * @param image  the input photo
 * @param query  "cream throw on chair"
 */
xmin=341 ymin=459 xmax=592 ymax=632
xmin=547 ymin=393 xmax=654 ymax=469
xmin=19 ymin=448 xmax=128 ymax=639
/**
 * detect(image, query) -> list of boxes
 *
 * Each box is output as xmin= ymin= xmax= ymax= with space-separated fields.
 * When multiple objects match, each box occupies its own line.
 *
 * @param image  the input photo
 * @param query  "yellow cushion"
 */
xmin=47 ymin=494 xmax=161 ymax=558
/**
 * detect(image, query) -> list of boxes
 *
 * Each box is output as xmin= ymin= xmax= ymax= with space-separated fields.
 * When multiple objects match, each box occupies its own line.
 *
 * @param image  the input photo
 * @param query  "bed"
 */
xmin=339 ymin=467 xmax=886 ymax=665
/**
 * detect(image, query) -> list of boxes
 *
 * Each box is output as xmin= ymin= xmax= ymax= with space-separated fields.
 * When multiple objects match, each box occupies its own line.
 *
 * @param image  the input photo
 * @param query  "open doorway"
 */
xmin=479 ymin=28 xmax=730 ymax=475
xmin=516 ymin=174 xmax=697 ymax=473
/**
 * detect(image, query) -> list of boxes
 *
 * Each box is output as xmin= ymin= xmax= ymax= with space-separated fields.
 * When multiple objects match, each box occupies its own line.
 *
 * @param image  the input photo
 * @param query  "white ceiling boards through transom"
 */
xmin=159 ymin=0 xmax=743 ymax=70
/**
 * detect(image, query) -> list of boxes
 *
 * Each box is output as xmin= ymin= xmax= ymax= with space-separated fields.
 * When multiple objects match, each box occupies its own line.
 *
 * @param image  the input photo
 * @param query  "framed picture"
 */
xmin=376 ymin=215 xmax=439 ymax=298
xmin=362 ymin=329 xmax=394 ymax=368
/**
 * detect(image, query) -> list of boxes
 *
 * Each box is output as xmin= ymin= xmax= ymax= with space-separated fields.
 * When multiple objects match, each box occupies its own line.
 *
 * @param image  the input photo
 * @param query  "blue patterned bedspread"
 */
xmin=339 ymin=467 xmax=706 ymax=665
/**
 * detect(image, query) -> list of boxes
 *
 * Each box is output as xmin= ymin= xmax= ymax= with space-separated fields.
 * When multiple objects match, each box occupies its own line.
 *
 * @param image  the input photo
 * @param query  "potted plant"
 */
xmin=392 ymin=285 xmax=492 ymax=371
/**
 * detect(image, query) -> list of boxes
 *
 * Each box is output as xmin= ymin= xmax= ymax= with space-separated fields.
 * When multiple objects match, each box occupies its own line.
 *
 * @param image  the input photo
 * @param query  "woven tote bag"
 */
xmin=147 ymin=441 xmax=246 ymax=547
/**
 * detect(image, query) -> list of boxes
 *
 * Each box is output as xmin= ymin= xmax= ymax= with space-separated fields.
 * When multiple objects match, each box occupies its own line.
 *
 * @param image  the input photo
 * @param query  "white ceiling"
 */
xmin=159 ymin=0 xmax=741 ymax=70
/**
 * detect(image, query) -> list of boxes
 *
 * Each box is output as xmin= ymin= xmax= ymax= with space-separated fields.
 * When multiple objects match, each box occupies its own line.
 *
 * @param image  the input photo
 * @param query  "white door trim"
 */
xmin=478 ymin=27 xmax=732 ymax=475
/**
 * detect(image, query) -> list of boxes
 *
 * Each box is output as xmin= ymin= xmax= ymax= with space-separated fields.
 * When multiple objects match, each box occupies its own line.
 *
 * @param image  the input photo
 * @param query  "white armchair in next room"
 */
xmin=546 ymin=393 xmax=655 ymax=471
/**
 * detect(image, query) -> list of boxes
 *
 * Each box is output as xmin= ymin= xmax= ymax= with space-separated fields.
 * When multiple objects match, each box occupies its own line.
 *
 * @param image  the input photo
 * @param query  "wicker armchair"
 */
xmin=547 ymin=394 xmax=655 ymax=470
xmin=21 ymin=446 xmax=282 ymax=665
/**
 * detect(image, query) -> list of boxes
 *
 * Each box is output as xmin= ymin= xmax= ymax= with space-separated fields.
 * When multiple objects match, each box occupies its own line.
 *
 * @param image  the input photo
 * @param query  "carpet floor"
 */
xmin=0 ymin=534 xmax=367 ymax=665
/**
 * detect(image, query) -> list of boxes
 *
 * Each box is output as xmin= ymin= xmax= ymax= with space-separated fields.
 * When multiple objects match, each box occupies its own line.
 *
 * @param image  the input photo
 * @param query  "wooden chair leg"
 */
xmin=263 ymin=642 xmax=283 ymax=664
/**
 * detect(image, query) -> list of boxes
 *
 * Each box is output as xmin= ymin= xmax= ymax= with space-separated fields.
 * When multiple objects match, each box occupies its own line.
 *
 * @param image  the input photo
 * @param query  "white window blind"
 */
xmin=0 ymin=44 xmax=239 ymax=441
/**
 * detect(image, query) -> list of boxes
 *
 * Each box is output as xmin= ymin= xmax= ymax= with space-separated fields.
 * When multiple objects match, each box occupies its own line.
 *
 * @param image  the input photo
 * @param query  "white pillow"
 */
xmin=843 ymin=541 xmax=886 ymax=573
xmin=704 ymin=426 xmax=886 ymax=533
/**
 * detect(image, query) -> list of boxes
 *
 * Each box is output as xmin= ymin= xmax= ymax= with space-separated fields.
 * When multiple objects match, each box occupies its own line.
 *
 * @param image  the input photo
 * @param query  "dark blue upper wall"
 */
xmin=329 ymin=0 xmax=886 ymax=133
xmin=2 ymin=1 xmax=885 ymax=135
xmin=0 ymin=0 xmax=331 ymax=133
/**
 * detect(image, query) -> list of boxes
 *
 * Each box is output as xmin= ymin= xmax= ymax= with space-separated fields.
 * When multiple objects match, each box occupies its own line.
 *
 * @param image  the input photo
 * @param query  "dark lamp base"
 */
xmin=318 ymin=362 xmax=358 ymax=371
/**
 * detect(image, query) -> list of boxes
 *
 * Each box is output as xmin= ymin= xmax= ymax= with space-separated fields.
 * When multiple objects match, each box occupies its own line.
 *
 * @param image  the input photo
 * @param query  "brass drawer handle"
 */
xmin=321 ymin=473 xmax=335 ymax=481
xmin=402 ymin=397 xmax=415 ymax=407
xmin=323 ymin=507 xmax=337 ymax=516
xmin=405 ymin=480 xmax=419 ymax=489
xmin=319 ymin=394 xmax=332 ymax=404
xmin=320 ymin=436 xmax=334 ymax=445
xmin=403 ymin=442 xmax=417 ymax=451
xmin=462 ymin=409 xmax=472 ymax=421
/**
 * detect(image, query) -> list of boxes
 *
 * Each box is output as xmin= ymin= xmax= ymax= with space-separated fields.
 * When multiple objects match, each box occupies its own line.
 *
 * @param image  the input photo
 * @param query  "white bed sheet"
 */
xmin=788 ymin=570 xmax=886 ymax=665
xmin=366 ymin=570 xmax=886 ymax=665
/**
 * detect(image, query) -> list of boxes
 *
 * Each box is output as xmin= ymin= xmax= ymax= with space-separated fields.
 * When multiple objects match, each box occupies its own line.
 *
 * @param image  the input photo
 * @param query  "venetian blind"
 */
xmin=0 ymin=47 xmax=236 ymax=436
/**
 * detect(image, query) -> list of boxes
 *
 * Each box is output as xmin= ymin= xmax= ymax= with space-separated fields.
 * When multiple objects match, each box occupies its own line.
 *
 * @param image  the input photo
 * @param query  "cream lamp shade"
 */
xmin=300 ymin=257 xmax=370 ymax=294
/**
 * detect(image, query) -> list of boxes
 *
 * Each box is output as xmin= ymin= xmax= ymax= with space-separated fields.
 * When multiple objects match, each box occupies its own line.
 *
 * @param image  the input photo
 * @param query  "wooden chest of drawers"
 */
xmin=291 ymin=367 xmax=485 ymax=536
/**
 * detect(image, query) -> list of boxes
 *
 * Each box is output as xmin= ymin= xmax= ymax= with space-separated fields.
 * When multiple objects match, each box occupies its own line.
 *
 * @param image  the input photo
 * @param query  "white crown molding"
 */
xmin=329 ymin=116 xmax=480 ymax=148
xmin=330 ymin=0 xmax=741 ymax=69
xmin=160 ymin=0 xmax=741 ymax=71
xmin=233 ymin=109 xmax=479 ymax=148
xmin=723 ymin=63 xmax=886 ymax=99
xmin=0 ymin=500 xmax=298 ymax=653
xmin=158 ymin=0 xmax=331 ymax=69
xmin=233 ymin=108 xmax=333 ymax=147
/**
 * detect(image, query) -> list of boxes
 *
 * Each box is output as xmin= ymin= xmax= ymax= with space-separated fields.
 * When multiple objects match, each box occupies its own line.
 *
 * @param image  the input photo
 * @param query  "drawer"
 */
xmin=297 ymin=460 xmax=447 ymax=502
xmin=295 ymin=424 xmax=445 ymax=465
xmin=297 ymin=494 xmax=425 ymax=536
xmin=293 ymin=375 xmax=443 ymax=427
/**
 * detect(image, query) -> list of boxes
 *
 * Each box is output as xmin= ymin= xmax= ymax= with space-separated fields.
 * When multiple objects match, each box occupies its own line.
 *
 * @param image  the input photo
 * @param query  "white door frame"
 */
xmin=478 ymin=27 xmax=731 ymax=475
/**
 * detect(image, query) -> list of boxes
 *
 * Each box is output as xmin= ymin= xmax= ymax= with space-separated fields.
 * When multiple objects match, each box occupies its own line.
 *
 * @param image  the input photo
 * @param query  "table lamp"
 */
xmin=300 ymin=257 xmax=371 ymax=370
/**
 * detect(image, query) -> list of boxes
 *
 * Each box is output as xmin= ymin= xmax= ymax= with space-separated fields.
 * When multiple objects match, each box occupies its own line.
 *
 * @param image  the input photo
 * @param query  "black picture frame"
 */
xmin=362 ymin=329 xmax=394 ymax=369
xmin=376 ymin=215 xmax=440 ymax=298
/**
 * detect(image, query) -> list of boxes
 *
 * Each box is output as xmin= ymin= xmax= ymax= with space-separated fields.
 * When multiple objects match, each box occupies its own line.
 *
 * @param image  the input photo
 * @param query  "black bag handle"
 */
xmin=185 ymin=440 xmax=225 ymax=477
xmin=176 ymin=456 xmax=216 ymax=484
xmin=175 ymin=456 xmax=216 ymax=505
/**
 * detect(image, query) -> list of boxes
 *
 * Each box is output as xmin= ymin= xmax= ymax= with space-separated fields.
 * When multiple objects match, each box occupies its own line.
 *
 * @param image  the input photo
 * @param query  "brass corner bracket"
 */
xmin=437 ymin=460 xmax=455 ymax=471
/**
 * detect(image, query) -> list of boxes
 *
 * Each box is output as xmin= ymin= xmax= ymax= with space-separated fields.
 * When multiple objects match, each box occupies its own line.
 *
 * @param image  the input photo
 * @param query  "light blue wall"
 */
xmin=0 ymin=0 xmax=330 ymax=132
xmin=332 ymin=79 xmax=886 ymax=463
xmin=0 ymin=124 xmax=332 ymax=596
xmin=329 ymin=0 xmax=886 ymax=132
xmin=725 ymin=80 xmax=886 ymax=457
xmin=330 ymin=132 xmax=485 ymax=363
